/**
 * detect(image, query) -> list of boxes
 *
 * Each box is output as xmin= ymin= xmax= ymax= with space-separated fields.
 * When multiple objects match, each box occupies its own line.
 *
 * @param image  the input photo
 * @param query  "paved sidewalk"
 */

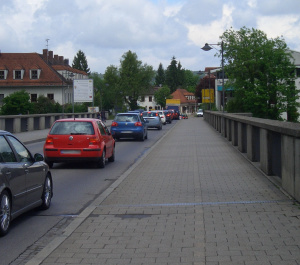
xmin=26 ymin=117 xmax=300 ymax=265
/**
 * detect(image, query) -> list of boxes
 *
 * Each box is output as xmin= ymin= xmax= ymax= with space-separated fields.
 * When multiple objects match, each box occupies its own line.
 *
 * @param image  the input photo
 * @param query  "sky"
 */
xmin=1 ymin=0 xmax=300 ymax=74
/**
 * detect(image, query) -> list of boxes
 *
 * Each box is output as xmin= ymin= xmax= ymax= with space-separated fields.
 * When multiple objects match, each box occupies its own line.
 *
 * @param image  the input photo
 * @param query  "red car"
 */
xmin=43 ymin=118 xmax=115 ymax=168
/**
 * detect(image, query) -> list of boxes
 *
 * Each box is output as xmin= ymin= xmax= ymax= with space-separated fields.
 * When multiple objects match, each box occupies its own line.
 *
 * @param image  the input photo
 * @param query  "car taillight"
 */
xmin=135 ymin=122 xmax=143 ymax=126
xmin=111 ymin=122 xmax=118 ymax=127
xmin=89 ymin=137 xmax=100 ymax=145
xmin=45 ymin=137 xmax=53 ymax=145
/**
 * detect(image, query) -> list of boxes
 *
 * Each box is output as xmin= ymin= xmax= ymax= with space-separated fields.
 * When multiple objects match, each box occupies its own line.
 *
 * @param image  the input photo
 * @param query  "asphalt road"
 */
xmin=0 ymin=121 xmax=178 ymax=265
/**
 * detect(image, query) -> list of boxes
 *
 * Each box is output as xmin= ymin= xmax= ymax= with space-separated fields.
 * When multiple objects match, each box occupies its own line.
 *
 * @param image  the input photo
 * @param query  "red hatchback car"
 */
xmin=43 ymin=118 xmax=115 ymax=168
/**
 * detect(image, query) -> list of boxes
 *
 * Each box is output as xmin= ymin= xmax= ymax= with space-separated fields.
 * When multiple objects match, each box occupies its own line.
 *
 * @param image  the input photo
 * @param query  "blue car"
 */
xmin=110 ymin=113 xmax=148 ymax=141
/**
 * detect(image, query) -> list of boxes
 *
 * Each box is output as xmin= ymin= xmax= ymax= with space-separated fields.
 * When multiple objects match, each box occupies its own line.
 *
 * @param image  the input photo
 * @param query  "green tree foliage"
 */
xmin=72 ymin=50 xmax=90 ymax=74
xmin=221 ymin=27 xmax=299 ymax=121
xmin=1 ymin=90 xmax=32 ymax=115
xmin=154 ymin=85 xmax=172 ymax=108
xmin=155 ymin=63 xmax=165 ymax=86
xmin=183 ymin=70 xmax=200 ymax=93
xmin=103 ymin=66 xmax=122 ymax=111
xmin=119 ymin=50 xmax=155 ymax=110
xmin=32 ymin=95 xmax=61 ymax=114
xmin=165 ymin=56 xmax=185 ymax=93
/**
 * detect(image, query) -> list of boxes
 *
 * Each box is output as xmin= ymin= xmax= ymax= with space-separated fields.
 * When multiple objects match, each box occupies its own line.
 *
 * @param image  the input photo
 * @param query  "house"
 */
xmin=0 ymin=49 xmax=88 ymax=106
xmin=169 ymin=88 xmax=197 ymax=114
xmin=137 ymin=86 xmax=162 ymax=110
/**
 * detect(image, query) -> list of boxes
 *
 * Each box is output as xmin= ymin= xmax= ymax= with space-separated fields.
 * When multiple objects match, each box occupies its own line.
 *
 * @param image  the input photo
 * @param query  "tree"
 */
xmin=1 ymin=90 xmax=32 ymax=115
xmin=103 ymin=65 xmax=122 ymax=112
xmin=154 ymin=85 xmax=172 ymax=108
xmin=221 ymin=27 xmax=299 ymax=121
xmin=165 ymin=56 xmax=179 ymax=93
xmin=72 ymin=50 xmax=90 ymax=74
xmin=155 ymin=63 xmax=165 ymax=86
xmin=119 ymin=50 xmax=155 ymax=110
xmin=183 ymin=70 xmax=200 ymax=93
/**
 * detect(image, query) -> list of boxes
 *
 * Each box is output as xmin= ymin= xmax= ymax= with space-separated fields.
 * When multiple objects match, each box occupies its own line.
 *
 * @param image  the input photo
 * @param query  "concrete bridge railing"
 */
xmin=0 ymin=113 xmax=97 ymax=133
xmin=204 ymin=111 xmax=300 ymax=202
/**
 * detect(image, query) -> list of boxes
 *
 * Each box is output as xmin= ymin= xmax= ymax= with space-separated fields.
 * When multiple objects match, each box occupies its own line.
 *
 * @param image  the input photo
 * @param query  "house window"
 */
xmin=13 ymin=70 xmax=24 ymax=80
xmin=149 ymin=96 xmax=152 ymax=102
xmin=31 ymin=70 xmax=38 ymax=79
xmin=140 ymin=96 xmax=145 ymax=102
xmin=47 ymin=94 xmax=54 ymax=101
xmin=31 ymin=94 xmax=37 ymax=102
xmin=0 ymin=70 xmax=8 ymax=80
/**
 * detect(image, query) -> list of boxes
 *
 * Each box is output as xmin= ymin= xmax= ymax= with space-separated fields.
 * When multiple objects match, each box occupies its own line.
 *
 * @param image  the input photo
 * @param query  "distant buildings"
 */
xmin=0 ymin=49 xmax=88 ymax=106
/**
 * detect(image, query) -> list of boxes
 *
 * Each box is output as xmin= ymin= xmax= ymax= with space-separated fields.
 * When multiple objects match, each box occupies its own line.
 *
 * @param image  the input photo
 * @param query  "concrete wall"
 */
xmin=204 ymin=111 xmax=300 ymax=202
xmin=0 ymin=112 xmax=97 ymax=133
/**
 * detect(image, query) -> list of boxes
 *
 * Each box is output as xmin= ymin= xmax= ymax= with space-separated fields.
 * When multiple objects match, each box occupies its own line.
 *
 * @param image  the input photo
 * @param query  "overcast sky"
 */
xmin=1 ymin=0 xmax=300 ymax=74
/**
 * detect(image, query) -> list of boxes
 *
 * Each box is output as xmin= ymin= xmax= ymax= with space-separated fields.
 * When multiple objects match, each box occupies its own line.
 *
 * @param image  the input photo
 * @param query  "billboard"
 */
xmin=166 ymin=99 xmax=180 ymax=105
xmin=73 ymin=79 xmax=94 ymax=102
xmin=202 ymin=89 xmax=214 ymax=103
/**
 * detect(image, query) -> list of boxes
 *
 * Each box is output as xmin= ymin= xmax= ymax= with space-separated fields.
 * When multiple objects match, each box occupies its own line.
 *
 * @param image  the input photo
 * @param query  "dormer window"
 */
xmin=0 ymin=70 xmax=7 ymax=80
xmin=30 ymin=69 xmax=41 ymax=79
xmin=13 ymin=70 xmax=25 ymax=80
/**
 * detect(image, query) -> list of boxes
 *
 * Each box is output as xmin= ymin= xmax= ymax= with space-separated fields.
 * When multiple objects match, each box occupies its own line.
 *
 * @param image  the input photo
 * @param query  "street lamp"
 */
xmin=201 ymin=41 xmax=225 ymax=112
xmin=62 ymin=72 xmax=75 ymax=115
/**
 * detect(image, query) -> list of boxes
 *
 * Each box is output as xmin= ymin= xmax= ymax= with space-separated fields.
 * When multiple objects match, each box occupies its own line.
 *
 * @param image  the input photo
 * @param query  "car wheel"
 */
xmin=108 ymin=146 xmax=115 ymax=162
xmin=139 ymin=134 xmax=145 ymax=141
xmin=40 ymin=174 xmax=52 ymax=210
xmin=145 ymin=131 xmax=148 ymax=140
xmin=0 ymin=191 xmax=11 ymax=237
xmin=98 ymin=149 xmax=106 ymax=168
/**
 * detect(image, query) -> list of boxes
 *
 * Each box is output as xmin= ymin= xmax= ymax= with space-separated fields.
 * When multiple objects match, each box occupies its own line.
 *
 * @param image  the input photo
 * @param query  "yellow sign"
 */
xmin=166 ymin=99 xmax=180 ymax=104
xmin=202 ymin=89 xmax=214 ymax=103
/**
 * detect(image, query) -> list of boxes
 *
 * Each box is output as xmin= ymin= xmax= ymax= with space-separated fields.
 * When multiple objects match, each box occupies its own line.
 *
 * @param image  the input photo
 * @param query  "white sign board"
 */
xmin=73 ymin=79 xmax=93 ymax=102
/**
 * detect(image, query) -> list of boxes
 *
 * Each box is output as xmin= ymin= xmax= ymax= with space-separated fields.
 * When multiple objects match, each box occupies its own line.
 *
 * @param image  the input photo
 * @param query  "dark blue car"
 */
xmin=110 ymin=113 xmax=148 ymax=141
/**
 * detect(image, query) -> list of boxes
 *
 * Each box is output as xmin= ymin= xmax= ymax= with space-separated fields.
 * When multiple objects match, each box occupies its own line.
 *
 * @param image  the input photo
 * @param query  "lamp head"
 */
xmin=201 ymin=43 xmax=213 ymax=51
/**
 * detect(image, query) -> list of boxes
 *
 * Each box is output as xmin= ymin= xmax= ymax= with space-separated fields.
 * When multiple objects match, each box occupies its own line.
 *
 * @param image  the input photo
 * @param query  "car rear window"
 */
xmin=142 ymin=112 xmax=157 ymax=117
xmin=115 ymin=114 xmax=138 ymax=122
xmin=50 ymin=121 xmax=95 ymax=135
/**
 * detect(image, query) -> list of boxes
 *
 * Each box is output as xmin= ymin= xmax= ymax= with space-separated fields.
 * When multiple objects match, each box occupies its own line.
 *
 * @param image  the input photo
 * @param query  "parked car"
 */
xmin=153 ymin=110 xmax=166 ymax=125
xmin=163 ymin=110 xmax=173 ymax=124
xmin=110 ymin=113 xmax=148 ymax=141
xmin=127 ymin=109 xmax=144 ymax=117
xmin=197 ymin=109 xmax=204 ymax=117
xmin=44 ymin=118 xmax=115 ymax=168
xmin=182 ymin=113 xmax=188 ymax=119
xmin=0 ymin=130 xmax=53 ymax=236
xmin=142 ymin=111 xmax=163 ymax=130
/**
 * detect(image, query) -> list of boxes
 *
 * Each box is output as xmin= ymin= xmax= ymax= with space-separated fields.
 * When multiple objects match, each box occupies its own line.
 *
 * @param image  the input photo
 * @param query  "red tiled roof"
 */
xmin=171 ymin=89 xmax=196 ymax=104
xmin=0 ymin=53 xmax=65 ymax=86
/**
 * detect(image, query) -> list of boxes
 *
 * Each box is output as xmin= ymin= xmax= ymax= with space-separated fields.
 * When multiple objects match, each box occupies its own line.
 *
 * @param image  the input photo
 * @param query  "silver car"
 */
xmin=142 ymin=111 xmax=163 ymax=130
xmin=0 ymin=130 xmax=53 ymax=236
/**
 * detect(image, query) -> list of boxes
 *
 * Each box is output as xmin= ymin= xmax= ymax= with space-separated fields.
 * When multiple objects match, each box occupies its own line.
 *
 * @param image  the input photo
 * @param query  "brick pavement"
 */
xmin=26 ymin=117 xmax=300 ymax=265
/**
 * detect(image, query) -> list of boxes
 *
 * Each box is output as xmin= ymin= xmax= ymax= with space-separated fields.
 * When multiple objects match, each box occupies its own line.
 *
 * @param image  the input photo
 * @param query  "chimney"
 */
xmin=64 ymin=59 xmax=69 ymax=66
xmin=54 ymin=55 xmax=59 ymax=64
xmin=48 ymin=51 xmax=53 ymax=64
xmin=43 ymin=49 xmax=48 ymax=61
xmin=59 ymin=56 xmax=64 ymax=65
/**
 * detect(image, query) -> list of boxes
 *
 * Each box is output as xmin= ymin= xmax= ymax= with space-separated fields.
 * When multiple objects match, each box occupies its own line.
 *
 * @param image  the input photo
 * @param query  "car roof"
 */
xmin=0 ymin=130 xmax=13 ymax=136
xmin=116 ymin=112 xmax=139 ymax=115
xmin=54 ymin=118 xmax=98 ymax=122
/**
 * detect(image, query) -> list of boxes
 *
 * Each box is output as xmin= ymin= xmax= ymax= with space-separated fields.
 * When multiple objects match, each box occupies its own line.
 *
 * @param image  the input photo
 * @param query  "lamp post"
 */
xmin=62 ymin=72 xmax=75 ymax=115
xmin=201 ymin=41 xmax=225 ymax=112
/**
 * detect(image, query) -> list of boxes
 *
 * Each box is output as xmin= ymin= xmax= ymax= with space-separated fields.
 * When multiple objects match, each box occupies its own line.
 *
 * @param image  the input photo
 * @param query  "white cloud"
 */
xmin=1 ymin=0 xmax=300 ymax=73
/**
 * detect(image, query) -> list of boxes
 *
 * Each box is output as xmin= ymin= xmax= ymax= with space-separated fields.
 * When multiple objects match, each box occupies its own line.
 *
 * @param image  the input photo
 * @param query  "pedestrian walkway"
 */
xmin=26 ymin=117 xmax=300 ymax=265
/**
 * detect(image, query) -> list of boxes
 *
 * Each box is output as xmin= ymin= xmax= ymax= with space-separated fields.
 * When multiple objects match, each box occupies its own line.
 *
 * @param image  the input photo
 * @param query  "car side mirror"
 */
xmin=34 ymin=153 xmax=44 ymax=162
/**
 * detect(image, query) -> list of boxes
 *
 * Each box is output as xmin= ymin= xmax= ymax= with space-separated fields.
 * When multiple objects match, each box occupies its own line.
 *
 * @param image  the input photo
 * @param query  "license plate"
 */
xmin=61 ymin=150 xmax=81 ymax=154
xmin=121 ymin=131 xmax=133 ymax=133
